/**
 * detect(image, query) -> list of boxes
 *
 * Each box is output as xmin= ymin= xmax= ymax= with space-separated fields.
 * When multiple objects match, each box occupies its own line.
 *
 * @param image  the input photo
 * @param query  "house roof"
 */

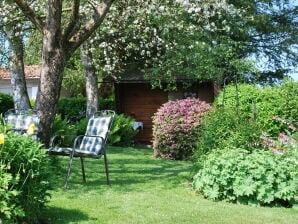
xmin=0 ymin=65 xmax=41 ymax=80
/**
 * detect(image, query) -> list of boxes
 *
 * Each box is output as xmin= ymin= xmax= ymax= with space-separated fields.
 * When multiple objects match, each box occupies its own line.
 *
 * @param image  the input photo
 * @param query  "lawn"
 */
xmin=43 ymin=146 xmax=298 ymax=224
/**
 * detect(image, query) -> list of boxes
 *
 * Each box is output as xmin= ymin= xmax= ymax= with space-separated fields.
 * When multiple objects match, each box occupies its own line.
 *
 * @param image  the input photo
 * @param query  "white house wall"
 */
xmin=0 ymin=79 xmax=39 ymax=99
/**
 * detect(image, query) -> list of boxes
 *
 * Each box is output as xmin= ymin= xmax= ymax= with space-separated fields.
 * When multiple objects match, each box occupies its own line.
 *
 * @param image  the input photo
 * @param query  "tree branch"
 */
xmin=63 ymin=0 xmax=80 ymax=41
xmin=65 ymin=0 xmax=114 ymax=57
xmin=13 ymin=0 xmax=44 ymax=32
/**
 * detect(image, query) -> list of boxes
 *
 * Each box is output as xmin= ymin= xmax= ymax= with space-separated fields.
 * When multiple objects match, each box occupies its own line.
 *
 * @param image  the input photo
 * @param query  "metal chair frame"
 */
xmin=48 ymin=110 xmax=115 ymax=189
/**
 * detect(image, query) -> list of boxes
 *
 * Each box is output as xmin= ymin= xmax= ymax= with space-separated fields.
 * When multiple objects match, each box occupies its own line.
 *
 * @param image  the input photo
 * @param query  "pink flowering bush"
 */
xmin=152 ymin=98 xmax=212 ymax=160
xmin=261 ymin=116 xmax=297 ymax=163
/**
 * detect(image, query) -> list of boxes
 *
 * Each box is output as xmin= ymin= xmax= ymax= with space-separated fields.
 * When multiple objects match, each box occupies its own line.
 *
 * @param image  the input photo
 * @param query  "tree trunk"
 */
xmin=14 ymin=0 xmax=114 ymax=146
xmin=80 ymin=41 xmax=99 ymax=118
xmin=34 ymin=1 xmax=64 ymax=146
xmin=6 ymin=30 xmax=31 ymax=111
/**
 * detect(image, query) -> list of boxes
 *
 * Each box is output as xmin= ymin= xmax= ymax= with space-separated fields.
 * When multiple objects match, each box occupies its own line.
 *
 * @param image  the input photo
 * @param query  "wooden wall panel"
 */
xmin=116 ymin=82 xmax=215 ymax=144
xmin=117 ymin=83 xmax=167 ymax=143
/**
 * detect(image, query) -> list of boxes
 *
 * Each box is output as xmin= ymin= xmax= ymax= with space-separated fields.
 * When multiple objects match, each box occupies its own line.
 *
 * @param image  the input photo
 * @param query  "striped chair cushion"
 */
xmin=85 ymin=116 xmax=111 ymax=140
xmin=79 ymin=136 xmax=104 ymax=156
xmin=5 ymin=114 xmax=40 ymax=132
xmin=78 ymin=116 xmax=112 ymax=155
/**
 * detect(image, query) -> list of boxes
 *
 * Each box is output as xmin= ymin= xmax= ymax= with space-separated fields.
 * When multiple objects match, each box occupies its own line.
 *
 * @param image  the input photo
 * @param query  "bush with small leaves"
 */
xmin=194 ymin=109 xmax=263 ymax=160
xmin=153 ymin=98 xmax=212 ymax=160
xmin=215 ymin=81 xmax=298 ymax=136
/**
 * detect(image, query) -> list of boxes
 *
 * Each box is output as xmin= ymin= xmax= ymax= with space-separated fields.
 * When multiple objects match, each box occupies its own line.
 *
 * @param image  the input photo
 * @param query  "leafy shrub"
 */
xmin=52 ymin=114 xmax=77 ymax=136
xmin=108 ymin=114 xmax=137 ymax=146
xmin=153 ymin=98 xmax=212 ymax=160
xmin=0 ymin=164 xmax=24 ymax=222
xmin=215 ymin=81 xmax=298 ymax=135
xmin=57 ymin=97 xmax=86 ymax=121
xmin=194 ymin=109 xmax=262 ymax=159
xmin=257 ymin=81 xmax=298 ymax=135
xmin=0 ymin=132 xmax=52 ymax=223
xmin=99 ymin=97 xmax=116 ymax=111
xmin=193 ymin=148 xmax=298 ymax=207
xmin=0 ymin=93 xmax=14 ymax=115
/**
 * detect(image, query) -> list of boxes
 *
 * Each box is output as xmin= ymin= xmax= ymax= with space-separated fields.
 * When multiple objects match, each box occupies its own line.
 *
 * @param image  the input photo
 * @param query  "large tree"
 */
xmin=9 ymin=0 xmax=115 ymax=145
xmin=0 ymin=3 xmax=31 ymax=110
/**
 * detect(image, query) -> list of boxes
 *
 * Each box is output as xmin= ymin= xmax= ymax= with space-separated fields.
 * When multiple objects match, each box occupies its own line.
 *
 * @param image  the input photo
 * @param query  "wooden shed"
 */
xmin=112 ymin=72 xmax=218 ymax=144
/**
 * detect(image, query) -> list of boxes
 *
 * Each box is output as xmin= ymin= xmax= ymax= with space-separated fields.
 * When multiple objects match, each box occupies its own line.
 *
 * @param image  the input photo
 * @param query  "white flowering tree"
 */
xmin=87 ymin=0 xmax=297 ymax=86
xmin=1 ymin=0 xmax=115 ymax=145
xmin=84 ymin=0 xmax=248 ymax=89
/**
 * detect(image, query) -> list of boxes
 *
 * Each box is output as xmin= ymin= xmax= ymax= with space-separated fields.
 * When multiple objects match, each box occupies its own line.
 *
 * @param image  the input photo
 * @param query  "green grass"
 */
xmin=43 ymin=147 xmax=298 ymax=224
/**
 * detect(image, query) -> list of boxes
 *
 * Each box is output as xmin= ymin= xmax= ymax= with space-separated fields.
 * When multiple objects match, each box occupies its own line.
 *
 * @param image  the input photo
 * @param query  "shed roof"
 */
xmin=105 ymin=69 xmax=198 ymax=84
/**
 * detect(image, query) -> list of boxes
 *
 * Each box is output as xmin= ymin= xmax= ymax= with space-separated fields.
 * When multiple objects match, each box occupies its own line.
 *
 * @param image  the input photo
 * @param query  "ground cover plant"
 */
xmin=193 ymin=148 xmax=297 ymax=206
xmin=41 ymin=146 xmax=298 ymax=224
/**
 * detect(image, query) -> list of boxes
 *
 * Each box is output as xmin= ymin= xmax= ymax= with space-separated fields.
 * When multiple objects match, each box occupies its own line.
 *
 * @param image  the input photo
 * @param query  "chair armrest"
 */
xmin=50 ymin=135 xmax=77 ymax=147
xmin=72 ymin=135 xmax=85 ymax=149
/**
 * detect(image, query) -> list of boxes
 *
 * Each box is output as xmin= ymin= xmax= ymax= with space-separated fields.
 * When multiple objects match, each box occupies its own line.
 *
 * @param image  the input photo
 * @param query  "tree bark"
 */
xmin=80 ymin=41 xmax=99 ymax=118
xmin=33 ymin=0 xmax=65 ymax=146
xmin=6 ymin=30 xmax=31 ymax=111
xmin=14 ymin=0 xmax=114 ymax=145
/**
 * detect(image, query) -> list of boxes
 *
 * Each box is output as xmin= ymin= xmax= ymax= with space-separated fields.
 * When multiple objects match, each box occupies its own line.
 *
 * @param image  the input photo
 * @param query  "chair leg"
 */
xmin=80 ymin=157 xmax=86 ymax=183
xmin=65 ymin=153 xmax=75 ymax=189
xmin=103 ymin=151 xmax=110 ymax=185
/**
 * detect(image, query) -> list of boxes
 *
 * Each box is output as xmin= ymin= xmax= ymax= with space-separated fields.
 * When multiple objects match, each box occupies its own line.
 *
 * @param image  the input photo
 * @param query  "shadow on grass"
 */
xmin=42 ymin=206 xmax=90 ymax=224
xmin=51 ymin=146 xmax=193 ymax=192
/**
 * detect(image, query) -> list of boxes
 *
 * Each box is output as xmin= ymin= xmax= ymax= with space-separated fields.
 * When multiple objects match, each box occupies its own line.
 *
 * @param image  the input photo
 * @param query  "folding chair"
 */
xmin=4 ymin=109 xmax=40 ymax=140
xmin=48 ymin=110 xmax=115 ymax=189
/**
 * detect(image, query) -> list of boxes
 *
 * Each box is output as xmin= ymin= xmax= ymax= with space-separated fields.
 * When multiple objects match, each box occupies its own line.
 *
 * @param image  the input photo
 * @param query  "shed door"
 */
xmin=117 ymin=83 xmax=167 ymax=143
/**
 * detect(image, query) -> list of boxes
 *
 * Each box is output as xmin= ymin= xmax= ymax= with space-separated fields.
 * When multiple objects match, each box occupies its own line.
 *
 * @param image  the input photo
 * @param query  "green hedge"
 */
xmin=0 ymin=93 xmax=14 ymax=115
xmin=57 ymin=97 xmax=116 ymax=121
xmin=215 ymin=81 xmax=298 ymax=135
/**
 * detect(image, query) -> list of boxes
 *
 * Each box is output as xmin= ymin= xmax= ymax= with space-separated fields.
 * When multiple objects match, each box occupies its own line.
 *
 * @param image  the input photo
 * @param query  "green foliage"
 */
xmin=52 ymin=113 xmax=137 ymax=146
xmin=57 ymin=97 xmax=116 ymax=122
xmin=194 ymin=109 xmax=262 ymax=159
xmin=52 ymin=114 xmax=77 ymax=136
xmin=62 ymin=50 xmax=86 ymax=96
xmin=57 ymin=97 xmax=86 ymax=121
xmin=0 ymin=132 xmax=52 ymax=223
xmin=0 ymin=164 xmax=24 ymax=222
xmin=215 ymin=81 xmax=298 ymax=135
xmin=153 ymin=98 xmax=212 ymax=160
xmin=99 ymin=97 xmax=116 ymax=111
xmin=0 ymin=93 xmax=14 ymax=115
xmin=108 ymin=114 xmax=137 ymax=146
xmin=193 ymin=148 xmax=298 ymax=207
xmin=74 ymin=118 xmax=88 ymax=136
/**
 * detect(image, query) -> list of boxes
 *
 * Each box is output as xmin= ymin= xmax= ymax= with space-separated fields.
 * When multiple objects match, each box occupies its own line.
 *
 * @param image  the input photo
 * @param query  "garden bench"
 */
xmin=48 ymin=110 xmax=115 ymax=189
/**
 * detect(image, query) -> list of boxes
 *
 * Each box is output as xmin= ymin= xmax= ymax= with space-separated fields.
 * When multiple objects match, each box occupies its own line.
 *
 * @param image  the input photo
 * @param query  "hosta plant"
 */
xmin=153 ymin=98 xmax=211 ymax=160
